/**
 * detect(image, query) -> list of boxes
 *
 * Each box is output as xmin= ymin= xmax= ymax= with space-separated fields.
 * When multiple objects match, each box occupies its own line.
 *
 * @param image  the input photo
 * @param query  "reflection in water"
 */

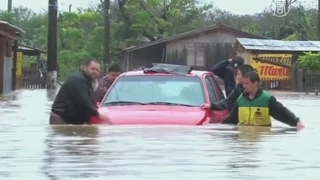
xmin=232 ymin=126 xmax=294 ymax=174
xmin=42 ymin=125 xmax=102 ymax=179
xmin=0 ymin=94 xmax=17 ymax=101
xmin=203 ymin=126 xmax=264 ymax=177
xmin=235 ymin=126 xmax=297 ymax=141
xmin=205 ymin=125 xmax=299 ymax=178
xmin=0 ymin=91 xmax=19 ymax=109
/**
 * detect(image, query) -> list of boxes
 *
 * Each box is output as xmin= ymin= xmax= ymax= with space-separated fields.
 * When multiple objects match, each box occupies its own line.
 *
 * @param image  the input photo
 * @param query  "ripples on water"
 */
xmin=0 ymin=90 xmax=319 ymax=180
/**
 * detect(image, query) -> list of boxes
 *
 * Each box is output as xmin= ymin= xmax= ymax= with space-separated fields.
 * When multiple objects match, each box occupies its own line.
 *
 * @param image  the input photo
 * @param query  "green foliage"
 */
xmin=0 ymin=2 xmax=319 ymax=79
xmin=283 ymin=33 xmax=298 ymax=41
xmin=0 ymin=11 xmax=16 ymax=23
xmin=58 ymin=49 xmax=90 ymax=78
xmin=299 ymin=52 xmax=320 ymax=70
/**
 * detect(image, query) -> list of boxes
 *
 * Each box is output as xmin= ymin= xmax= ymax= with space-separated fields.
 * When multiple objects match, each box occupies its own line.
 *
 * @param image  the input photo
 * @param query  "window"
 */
xmin=104 ymin=75 xmax=205 ymax=106
xmin=205 ymin=77 xmax=216 ymax=103
xmin=207 ymin=75 xmax=225 ymax=100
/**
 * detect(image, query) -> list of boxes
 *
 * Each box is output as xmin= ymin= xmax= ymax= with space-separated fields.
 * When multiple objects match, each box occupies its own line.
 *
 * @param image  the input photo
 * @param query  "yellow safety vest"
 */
xmin=237 ymin=91 xmax=271 ymax=126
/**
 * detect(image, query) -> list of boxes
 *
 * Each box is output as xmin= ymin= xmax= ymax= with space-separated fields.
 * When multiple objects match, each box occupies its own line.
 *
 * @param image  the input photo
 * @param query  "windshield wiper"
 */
xmin=104 ymin=101 xmax=147 ymax=105
xmin=144 ymin=102 xmax=195 ymax=107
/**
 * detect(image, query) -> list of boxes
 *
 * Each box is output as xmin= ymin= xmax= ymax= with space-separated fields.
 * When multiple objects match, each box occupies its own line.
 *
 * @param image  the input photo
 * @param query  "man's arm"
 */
xmin=221 ymin=104 xmax=239 ymax=125
xmin=210 ymin=84 xmax=242 ymax=110
xmin=269 ymin=96 xmax=300 ymax=126
xmin=211 ymin=60 xmax=230 ymax=79
xmin=210 ymin=91 xmax=235 ymax=110
xmin=65 ymin=77 xmax=99 ymax=117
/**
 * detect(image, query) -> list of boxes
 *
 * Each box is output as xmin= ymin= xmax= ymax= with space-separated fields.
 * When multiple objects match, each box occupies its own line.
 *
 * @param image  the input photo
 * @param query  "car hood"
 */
xmin=91 ymin=105 xmax=209 ymax=125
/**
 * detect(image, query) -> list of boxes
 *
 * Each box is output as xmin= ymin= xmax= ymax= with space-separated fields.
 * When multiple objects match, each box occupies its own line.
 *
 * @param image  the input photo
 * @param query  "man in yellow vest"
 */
xmin=217 ymin=71 xmax=304 ymax=128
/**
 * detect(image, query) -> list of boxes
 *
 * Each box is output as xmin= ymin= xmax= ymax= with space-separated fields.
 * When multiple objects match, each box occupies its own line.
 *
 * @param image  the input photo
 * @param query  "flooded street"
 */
xmin=0 ymin=89 xmax=319 ymax=180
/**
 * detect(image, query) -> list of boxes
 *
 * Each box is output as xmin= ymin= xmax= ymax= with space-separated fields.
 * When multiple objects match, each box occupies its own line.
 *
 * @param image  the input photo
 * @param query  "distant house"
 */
xmin=234 ymin=38 xmax=320 ymax=91
xmin=16 ymin=43 xmax=46 ymax=89
xmin=121 ymin=23 xmax=266 ymax=71
xmin=0 ymin=20 xmax=24 ymax=94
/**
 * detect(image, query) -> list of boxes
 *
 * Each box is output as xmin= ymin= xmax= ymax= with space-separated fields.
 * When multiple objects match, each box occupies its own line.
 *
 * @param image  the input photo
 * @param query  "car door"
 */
xmin=204 ymin=74 xmax=229 ymax=123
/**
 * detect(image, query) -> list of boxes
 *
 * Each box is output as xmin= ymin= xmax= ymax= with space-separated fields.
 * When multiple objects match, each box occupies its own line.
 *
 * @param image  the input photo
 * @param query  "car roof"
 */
xmin=121 ymin=70 xmax=210 ymax=77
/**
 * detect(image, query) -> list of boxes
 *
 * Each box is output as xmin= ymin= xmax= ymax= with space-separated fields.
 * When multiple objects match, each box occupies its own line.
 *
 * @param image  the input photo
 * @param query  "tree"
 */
xmin=1 ymin=2 xmax=319 ymax=79
xmin=299 ymin=52 xmax=320 ymax=70
xmin=116 ymin=0 xmax=212 ymax=41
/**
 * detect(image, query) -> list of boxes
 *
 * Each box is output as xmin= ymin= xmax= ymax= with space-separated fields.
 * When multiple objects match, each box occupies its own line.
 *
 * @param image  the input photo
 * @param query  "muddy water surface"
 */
xmin=0 ymin=89 xmax=319 ymax=180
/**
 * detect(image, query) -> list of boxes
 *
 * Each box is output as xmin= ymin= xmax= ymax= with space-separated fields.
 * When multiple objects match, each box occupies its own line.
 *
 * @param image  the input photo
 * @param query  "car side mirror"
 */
xmin=96 ymin=102 xmax=100 ymax=107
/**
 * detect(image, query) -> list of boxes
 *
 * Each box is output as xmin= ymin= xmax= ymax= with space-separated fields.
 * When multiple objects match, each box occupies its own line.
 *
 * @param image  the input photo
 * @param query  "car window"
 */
xmin=104 ymin=75 xmax=205 ymax=106
xmin=207 ymin=75 xmax=225 ymax=100
xmin=205 ymin=77 xmax=217 ymax=103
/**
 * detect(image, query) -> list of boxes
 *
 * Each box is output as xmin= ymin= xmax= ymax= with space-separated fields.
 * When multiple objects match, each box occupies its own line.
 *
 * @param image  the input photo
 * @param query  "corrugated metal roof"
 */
xmin=18 ymin=46 xmax=34 ymax=51
xmin=237 ymin=38 xmax=320 ymax=51
xmin=17 ymin=43 xmax=46 ymax=53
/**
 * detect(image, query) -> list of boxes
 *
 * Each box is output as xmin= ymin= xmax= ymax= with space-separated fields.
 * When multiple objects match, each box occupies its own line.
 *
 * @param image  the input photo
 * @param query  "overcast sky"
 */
xmin=1 ymin=0 xmax=317 ymax=15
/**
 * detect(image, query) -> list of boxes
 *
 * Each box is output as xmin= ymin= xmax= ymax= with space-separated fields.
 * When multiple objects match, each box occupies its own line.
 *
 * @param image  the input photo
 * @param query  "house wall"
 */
xmin=122 ymin=43 xmax=165 ymax=70
xmin=0 ymin=34 xmax=14 ymax=94
xmin=0 ymin=24 xmax=19 ymax=94
xmin=237 ymin=51 xmax=251 ymax=64
xmin=0 ymin=35 xmax=4 ymax=93
xmin=237 ymin=47 xmax=304 ymax=90
xmin=236 ymin=45 xmax=250 ymax=64
xmin=165 ymin=30 xmax=261 ymax=70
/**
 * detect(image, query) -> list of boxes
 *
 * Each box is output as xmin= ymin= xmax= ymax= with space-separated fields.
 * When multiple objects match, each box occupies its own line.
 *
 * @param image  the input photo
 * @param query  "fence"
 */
xmin=302 ymin=70 xmax=320 ymax=92
xmin=19 ymin=62 xmax=320 ymax=92
xmin=216 ymin=78 xmax=291 ymax=91
xmin=261 ymin=79 xmax=291 ymax=91
xmin=258 ymin=70 xmax=320 ymax=92
xmin=22 ymin=62 xmax=47 ymax=89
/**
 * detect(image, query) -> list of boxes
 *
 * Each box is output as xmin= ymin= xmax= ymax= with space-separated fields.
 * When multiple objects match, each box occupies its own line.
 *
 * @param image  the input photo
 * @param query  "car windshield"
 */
xmin=103 ymin=75 xmax=205 ymax=107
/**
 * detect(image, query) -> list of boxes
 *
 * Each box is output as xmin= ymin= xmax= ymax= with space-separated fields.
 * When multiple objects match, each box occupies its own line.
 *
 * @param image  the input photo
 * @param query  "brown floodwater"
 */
xmin=0 ymin=89 xmax=319 ymax=179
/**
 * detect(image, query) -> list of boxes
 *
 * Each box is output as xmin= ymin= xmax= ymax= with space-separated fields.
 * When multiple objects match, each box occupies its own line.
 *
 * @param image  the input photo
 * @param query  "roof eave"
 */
xmin=18 ymin=43 xmax=47 ymax=54
xmin=122 ymin=23 xmax=266 ymax=53
xmin=0 ymin=20 xmax=25 ymax=35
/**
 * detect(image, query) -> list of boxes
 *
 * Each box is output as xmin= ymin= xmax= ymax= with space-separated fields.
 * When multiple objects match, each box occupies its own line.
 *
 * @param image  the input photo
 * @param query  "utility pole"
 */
xmin=103 ymin=0 xmax=110 ymax=72
xmin=7 ymin=0 xmax=12 ymax=12
xmin=47 ymin=0 xmax=58 ymax=89
xmin=318 ymin=0 xmax=320 ymax=40
xmin=284 ymin=0 xmax=288 ymax=24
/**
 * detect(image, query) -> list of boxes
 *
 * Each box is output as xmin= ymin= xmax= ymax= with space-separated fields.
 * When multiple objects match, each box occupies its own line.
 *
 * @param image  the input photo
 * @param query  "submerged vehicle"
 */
xmin=90 ymin=63 xmax=229 ymax=125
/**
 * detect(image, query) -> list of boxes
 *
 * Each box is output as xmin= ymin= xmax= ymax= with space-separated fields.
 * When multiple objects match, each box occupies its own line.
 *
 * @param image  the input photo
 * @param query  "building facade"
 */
xmin=235 ymin=38 xmax=320 ymax=91
xmin=0 ymin=20 xmax=24 ymax=94
xmin=121 ymin=23 xmax=266 ymax=71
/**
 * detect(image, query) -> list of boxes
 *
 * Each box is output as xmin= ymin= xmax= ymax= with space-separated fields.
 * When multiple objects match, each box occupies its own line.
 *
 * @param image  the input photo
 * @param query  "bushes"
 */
xmin=299 ymin=52 xmax=320 ymax=70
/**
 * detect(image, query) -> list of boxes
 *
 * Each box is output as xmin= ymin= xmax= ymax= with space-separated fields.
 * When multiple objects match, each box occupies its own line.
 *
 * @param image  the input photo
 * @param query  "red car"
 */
xmin=90 ymin=64 xmax=229 ymax=125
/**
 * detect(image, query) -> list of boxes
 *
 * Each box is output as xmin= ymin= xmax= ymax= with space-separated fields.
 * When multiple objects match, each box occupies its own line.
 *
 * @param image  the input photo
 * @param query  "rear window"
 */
xmin=103 ymin=75 xmax=205 ymax=106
